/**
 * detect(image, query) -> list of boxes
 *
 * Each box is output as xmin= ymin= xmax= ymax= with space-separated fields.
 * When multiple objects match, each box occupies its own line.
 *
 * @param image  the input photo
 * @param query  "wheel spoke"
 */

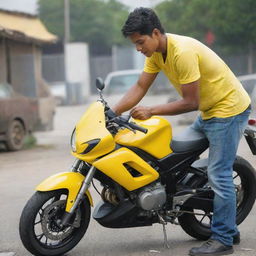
xmin=37 ymin=234 xmax=44 ymax=241
xmin=24 ymin=191 xmax=90 ymax=250
xmin=233 ymin=174 xmax=239 ymax=180
xmin=39 ymin=208 xmax=44 ymax=218
xmin=34 ymin=219 xmax=42 ymax=225
xmin=199 ymin=214 xmax=207 ymax=224
xmin=45 ymin=237 xmax=48 ymax=245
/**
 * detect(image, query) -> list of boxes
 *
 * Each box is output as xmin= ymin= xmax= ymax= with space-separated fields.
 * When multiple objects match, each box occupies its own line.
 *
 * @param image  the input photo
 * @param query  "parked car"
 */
xmin=104 ymin=69 xmax=178 ymax=107
xmin=104 ymin=69 xmax=175 ymax=95
xmin=103 ymin=69 xmax=199 ymax=125
xmin=104 ymin=70 xmax=140 ymax=95
xmin=238 ymin=73 xmax=256 ymax=118
xmin=0 ymin=83 xmax=37 ymax=151
xmin=49 ymin=81 xmax=67 ymax=105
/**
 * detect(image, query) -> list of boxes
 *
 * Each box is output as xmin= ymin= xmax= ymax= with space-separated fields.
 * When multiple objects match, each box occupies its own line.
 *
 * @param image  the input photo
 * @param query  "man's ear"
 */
xmin=152 ymin=28 xmax=161 ymax=38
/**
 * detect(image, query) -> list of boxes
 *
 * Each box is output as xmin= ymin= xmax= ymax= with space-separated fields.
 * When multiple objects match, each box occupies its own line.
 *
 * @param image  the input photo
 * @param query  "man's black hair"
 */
xmin=122 ymin=7 xmax=165 ymax=37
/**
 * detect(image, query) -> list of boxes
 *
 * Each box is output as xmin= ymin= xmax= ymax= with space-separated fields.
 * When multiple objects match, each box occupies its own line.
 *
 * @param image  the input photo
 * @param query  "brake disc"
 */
xmin=41 ymin=200 xmax=81 ymax=241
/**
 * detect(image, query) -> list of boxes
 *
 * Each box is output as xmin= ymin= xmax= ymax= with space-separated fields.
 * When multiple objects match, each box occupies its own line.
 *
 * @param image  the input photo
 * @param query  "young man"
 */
xmin=113 ymin=7 xmax=251 ymax=256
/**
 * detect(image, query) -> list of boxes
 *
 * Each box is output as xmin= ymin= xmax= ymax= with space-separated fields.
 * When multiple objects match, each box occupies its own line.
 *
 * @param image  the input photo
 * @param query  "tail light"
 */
xmin=248 ymin=119 xmax=256 ymax=126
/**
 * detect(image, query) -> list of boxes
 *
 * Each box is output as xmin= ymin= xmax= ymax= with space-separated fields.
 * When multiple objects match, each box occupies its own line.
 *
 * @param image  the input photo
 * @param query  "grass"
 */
xmin=23 ymin=134 xmax=37 ymax=149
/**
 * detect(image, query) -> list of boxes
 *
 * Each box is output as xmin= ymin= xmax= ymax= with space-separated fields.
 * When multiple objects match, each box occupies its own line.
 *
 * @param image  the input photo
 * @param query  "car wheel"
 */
xmin=5 ymin=120 xmax=26 ymax=151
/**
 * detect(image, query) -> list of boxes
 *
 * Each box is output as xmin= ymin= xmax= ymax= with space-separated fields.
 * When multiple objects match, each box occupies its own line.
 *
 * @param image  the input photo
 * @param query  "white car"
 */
xmin=104 ymin=69 xmax=174 ymax=95
xmin=49 ymin=81 xmax=67 ymax=105
xmin=238 ymin=73 xmax=256 ymax=118
xmin=103 ymin=69 xmax=197 ymax=126
xmin=104 ymin=70 xmax=170 ymax=111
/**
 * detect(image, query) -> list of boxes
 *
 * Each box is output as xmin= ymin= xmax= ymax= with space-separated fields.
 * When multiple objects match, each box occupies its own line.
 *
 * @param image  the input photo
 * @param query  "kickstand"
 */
xmin=157 ymin=212 xmax=170 ymax=249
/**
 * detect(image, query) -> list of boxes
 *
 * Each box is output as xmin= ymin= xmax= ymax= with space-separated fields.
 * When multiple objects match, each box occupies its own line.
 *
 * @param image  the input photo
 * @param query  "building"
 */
xmin=0 ymin=9 xmax=57 ymax=130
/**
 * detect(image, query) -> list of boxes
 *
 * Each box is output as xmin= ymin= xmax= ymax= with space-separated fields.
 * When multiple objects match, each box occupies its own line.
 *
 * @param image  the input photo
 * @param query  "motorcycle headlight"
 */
xmin=71 ymin=128 xmax=76 ymax=152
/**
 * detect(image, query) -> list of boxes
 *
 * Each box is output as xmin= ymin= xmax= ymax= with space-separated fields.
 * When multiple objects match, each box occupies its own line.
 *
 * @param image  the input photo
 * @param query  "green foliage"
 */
xmin=155 ymin=0 xmax=256 ymax=55
xmin=39 ymin=0 xmax=65 ymax=38
xmin=210 ymin=0 xmax=256 ymax=53
xmin=39 ymin=0 xmax=256 ymax=56
xmin=38 ymin=0 xmax=129 ymax=55
xmin=23 ymin=134 xmax=37 ymax=149
xmin=156 ymin=0 xmax=213 ymax=40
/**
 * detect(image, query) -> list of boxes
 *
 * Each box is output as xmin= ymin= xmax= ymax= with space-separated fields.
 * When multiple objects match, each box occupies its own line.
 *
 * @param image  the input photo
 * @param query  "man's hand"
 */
xmin=130 ymin=106 xmax=152 ymax=120
xmin=113 ymin=72 xmax=158 ymax=115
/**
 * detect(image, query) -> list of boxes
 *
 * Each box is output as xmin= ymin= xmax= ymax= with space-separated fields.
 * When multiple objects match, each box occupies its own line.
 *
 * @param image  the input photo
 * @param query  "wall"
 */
xmin=42 ymin=54 xmax=65 ymax=82
xmin=0 ymin=38 xmax=7 ymax=83
xmin=65 ymin=42 xmax=90 ymax=103
xmin=8 ymin=40 xmax=37 ymax=97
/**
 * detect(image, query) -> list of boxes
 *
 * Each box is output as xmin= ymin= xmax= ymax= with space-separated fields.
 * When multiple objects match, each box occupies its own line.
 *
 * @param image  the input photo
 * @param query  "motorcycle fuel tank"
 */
xmin=115 ymin=116 xmax=173 ymax=159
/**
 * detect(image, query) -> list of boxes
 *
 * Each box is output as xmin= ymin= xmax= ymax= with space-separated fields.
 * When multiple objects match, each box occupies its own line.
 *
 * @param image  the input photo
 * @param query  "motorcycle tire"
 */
xmin=19 ymin=189 xmax=91 ymax=256
xmin=178 ymin=156 xmax=256 ymax=241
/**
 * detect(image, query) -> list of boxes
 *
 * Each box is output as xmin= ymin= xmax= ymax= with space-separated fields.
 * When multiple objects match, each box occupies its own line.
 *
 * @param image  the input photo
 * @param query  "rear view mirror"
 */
xmin=96 ymin=77 xmax=105 ymax=91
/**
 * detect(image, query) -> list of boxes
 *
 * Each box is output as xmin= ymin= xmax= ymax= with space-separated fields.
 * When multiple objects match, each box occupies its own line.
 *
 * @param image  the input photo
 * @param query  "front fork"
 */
xmin=61 ymin=160 xmax=96 ymax=226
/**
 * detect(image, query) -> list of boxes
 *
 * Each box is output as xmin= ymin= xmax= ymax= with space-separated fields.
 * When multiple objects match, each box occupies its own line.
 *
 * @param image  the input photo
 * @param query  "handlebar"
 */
xmin=106 ymin=109 xmax=148 ymax=134
xmin=128 ymin=122 xmax=148 ymax=134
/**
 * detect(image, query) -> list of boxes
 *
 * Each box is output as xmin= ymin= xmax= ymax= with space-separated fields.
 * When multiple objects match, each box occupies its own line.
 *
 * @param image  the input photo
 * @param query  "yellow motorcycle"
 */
xmin=19 ymin=78 xmax=256 ymax=256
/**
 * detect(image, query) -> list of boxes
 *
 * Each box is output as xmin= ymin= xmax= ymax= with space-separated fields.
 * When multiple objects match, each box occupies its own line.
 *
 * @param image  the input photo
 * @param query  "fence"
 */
xmin=42 ymin=46 xmax=256 ymax=97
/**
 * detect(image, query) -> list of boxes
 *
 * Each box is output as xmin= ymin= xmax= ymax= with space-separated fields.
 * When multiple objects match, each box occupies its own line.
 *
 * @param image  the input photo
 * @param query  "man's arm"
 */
xmin=113 ymin=71 xmax=158 ymax=115
xmin=130 ymin=80 xmax=199 ymax=119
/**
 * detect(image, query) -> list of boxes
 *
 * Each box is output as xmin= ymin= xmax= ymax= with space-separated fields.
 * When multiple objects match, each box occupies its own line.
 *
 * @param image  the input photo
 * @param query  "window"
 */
xmin=107 ymin=74 xmax=139 ymax=94
xmin=240 ymin=79 xmax=256 ymax=96
xmin=0 ymin=83 xmax=11 ymax=98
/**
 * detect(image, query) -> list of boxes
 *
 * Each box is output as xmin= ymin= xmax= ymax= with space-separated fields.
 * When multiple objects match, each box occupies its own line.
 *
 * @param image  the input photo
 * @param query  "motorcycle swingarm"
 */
xmin=183 ymin=196 xmax=213 ymax=212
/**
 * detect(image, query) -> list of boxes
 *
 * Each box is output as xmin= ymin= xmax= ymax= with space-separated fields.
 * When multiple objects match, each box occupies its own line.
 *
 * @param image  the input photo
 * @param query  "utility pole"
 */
xmin=64 ymin=0 xmax=71 ymax=104
xmin=248 ymin=42 xmax=253 ymax=74
xmin=64 ymin=0 xmax=70 ymax=43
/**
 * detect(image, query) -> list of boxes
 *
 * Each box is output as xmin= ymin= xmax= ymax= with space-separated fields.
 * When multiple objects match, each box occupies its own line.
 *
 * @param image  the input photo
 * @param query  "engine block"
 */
xmin=137 ymin=182 xmax=166 ymax=211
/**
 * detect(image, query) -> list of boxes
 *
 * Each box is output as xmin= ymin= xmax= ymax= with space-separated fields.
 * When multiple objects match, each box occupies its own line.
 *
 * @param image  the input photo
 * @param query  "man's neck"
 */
xmin=157 ymin=34 xmax=167 ymax=54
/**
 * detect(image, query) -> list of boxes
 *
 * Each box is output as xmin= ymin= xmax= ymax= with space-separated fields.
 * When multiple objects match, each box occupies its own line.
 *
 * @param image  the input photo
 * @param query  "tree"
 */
xmin=155 ymin=0 xmax=214 ymax=43
xmin=155 ymin=0 xmax=256 ymax=73
xmin=210 ymin=0 xmax=256 ymax=50
xmin=38 ymin=0 xmax=129 ymax=55
xmin=210 ymin=0 xmax=256 ymax=72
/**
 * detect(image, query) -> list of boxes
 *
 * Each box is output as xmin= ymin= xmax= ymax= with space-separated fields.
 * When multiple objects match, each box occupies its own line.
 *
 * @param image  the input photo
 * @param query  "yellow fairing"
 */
xmin=115 ymin=116 xmax=172 ymax=159
xmin=72 ymin=101 xmax=115 ymax=163
xmin=36 ymin=172 xmax=93 ymax=212
xmin=93 ymin=147 xmax=159 ymax=191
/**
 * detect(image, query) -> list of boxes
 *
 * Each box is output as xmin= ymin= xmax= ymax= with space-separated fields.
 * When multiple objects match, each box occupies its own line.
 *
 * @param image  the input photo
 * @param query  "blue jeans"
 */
xmin=191 ymin=107 xmax=250 ymax=246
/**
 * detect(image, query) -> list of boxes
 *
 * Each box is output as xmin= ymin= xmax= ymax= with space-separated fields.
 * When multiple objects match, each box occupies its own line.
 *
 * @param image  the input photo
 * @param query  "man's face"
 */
xmin=129 ymin=31 xmax=160 ymax=57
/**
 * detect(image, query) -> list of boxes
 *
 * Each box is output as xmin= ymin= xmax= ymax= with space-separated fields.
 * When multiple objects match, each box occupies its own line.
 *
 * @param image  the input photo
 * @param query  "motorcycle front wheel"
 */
xmin=178 ymin=156 xmax=256 ymax=241
xmin=19 ymin=189 xmax=91 ymax=256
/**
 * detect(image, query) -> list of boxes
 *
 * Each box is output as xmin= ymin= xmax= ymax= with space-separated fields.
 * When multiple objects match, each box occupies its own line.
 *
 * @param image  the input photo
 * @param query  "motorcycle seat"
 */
xmin=171 ymin=127 xmax=209 ymax=153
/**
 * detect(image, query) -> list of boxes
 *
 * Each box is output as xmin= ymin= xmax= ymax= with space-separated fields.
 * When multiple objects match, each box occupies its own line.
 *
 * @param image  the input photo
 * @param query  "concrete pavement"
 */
xmin=0 ymin=102 xmax=256 ymax=256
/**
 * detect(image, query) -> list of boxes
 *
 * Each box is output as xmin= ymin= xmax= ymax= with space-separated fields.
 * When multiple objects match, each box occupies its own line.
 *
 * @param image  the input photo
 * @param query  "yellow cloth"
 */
xmin=144 ymin=33 xmax=251 ymax=119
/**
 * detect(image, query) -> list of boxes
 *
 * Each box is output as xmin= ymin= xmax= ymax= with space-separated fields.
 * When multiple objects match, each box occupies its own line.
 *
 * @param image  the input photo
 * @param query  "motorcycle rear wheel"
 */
xmin=19 ymin=190 xmax=90 ymax=256
xmin=178 ymin=156 xmax=256 ymax=241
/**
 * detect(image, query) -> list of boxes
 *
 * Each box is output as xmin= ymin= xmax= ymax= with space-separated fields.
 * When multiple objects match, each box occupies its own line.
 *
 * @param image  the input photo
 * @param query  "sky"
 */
xmin=0 ymin=0 xmax=38 ymax=14
xmin=118 ymin=0 xmax=164 ymax=9
xmin=0 ymin=0 xmax=164 ymax=14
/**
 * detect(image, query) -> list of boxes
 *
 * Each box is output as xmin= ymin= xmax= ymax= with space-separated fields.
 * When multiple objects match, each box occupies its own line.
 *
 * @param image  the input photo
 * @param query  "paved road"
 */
xmin=0 ymin=102 xmax=256 ymax=256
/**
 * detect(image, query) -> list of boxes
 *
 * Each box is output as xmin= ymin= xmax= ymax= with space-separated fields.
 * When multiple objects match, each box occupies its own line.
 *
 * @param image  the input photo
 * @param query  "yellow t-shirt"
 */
xmin=144 ymin=33 xmax=251 ymax=119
